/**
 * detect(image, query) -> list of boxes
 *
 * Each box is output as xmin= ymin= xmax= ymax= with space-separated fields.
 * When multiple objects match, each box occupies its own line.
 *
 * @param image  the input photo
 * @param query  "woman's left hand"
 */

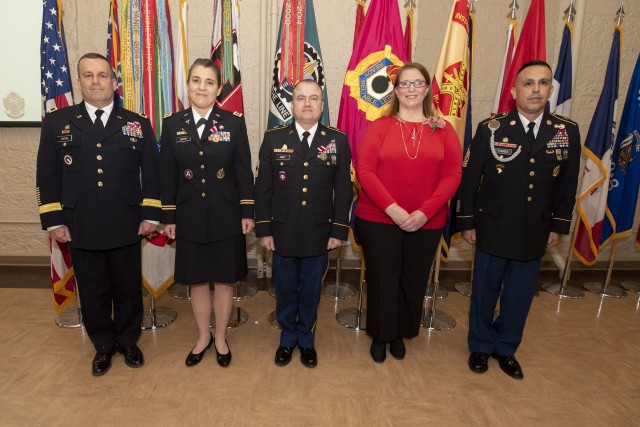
xmin=241 ymin=218 xmax=255 ymax=234
xmin=400 ymin=211 xmax=428 ymax=232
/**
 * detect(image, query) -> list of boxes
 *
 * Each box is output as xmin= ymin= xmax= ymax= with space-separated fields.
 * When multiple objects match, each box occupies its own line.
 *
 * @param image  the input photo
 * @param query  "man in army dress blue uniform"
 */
xmin=36 ymin=53 xmax=161 ymax=376
xmin=457 ymin=60 xmax=581 ymax=379
xmin=255 ymin=79 xmax=352 ymax=368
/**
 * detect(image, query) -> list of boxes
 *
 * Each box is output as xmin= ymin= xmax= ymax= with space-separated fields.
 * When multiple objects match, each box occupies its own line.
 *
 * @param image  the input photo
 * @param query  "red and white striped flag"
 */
xmin=41 ymin=0 xmax=76 ymax=313
xmin=491 ymin=16 xmax=516 ymax=115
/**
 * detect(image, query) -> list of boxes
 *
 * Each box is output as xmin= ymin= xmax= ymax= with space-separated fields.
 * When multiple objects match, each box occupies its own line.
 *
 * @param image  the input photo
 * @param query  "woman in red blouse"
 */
xmin=355 ymin=63 xmax=462 ymax=362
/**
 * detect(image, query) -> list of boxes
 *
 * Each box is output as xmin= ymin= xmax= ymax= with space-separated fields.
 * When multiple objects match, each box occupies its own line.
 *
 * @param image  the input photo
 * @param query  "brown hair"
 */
xmin=187 ymin=58 xmax=221 ymax=84
xmin=384 ymin=62 xmax=435 ymax=117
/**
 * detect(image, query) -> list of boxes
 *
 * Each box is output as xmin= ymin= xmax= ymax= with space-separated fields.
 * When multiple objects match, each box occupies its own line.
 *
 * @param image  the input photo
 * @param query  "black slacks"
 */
xmin=70 ymin=243 xmax=143 ymax=353
xmin=356 ymin=217 xmax=441 ymax=342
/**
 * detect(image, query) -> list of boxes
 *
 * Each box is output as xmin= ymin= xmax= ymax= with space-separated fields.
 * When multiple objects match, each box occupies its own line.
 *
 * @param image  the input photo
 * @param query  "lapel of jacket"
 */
xmin=102 ymin=106 xmax=128 ymax=141
xmin=532 ymin=111 xmax=556 ymax=156
xmin=284 ymin=124 xmax=307 ymax=159
xmin=69 ymin=101 xmax=99 ymax=140
xmin=501 ymin=110 xmax=532 ymax=154
xmin=180 ymin=108 xmax=202 ymax=148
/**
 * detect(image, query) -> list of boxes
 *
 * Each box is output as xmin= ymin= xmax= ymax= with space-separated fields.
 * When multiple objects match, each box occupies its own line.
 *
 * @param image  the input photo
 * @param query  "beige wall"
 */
xmin=1 ymin=0 xmax=639 ymax=268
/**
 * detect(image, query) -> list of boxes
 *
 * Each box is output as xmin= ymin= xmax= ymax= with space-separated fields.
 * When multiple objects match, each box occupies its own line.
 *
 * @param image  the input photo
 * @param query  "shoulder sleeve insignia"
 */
xmin=233 ymin=111 xmax=243 ymax=117
xmin=266 ymin=124 xmax=288 ymax=132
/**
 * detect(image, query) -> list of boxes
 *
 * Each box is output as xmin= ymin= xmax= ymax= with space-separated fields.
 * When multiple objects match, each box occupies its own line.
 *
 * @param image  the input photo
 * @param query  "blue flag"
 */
xmin=601 ymin=53 xmax=640 ymax=246
xmin=549 ymin=23 xmax=572 ymax=115
xmin=267 ymin=0 xmax=329 ymax=128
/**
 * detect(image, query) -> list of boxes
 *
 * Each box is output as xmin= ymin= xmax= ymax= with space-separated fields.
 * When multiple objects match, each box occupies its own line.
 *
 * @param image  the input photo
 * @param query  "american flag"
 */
xmin=41 ymin=0 xmax=73 ymax=116
xmin=40 ymin=0 xmax=77 ymax=314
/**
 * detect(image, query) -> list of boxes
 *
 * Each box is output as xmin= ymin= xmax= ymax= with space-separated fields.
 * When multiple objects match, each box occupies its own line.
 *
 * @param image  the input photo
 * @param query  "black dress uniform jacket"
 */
xmin=36 ymin=102 xmax=161 ymax=250
xmin=255 ymin=123 xmax=352 ymax=258
xmin=456 ymin=110 xmax=581 ymax=261
xmin=160 ymin=107 xmax=254 ymax=242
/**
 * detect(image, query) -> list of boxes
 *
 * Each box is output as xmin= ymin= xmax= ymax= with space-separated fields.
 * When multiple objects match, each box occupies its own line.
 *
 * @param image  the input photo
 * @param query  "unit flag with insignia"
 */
xmin=267 ymin=0 xmax=330 ymax=128
xmin=211 ymin=0 xmax=244 ymax=114
xmin=40 ymin=0 xmax=77 ymax=313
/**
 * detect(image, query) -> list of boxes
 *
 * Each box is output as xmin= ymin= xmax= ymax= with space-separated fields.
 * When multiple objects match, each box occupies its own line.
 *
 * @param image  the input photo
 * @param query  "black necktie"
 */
xmin=94 ymin=109 xmax=105 ymax=132
xmin=301 ymin=131 xmax=310 ymax=155
xmin=196 ymin=118 xmax=207 ymax=138
xmin=527 ymin=122 xmax=536 ymax=148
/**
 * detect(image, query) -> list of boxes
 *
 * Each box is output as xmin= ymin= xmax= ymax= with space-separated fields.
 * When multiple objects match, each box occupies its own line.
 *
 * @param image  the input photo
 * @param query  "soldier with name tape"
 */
xmin=456 ymin=60 xmax=581 ymax=380
xmin=36 ymin=52 xmax=161 ymax=376
xmin=255 ymin=78 xmax=352 ymax=369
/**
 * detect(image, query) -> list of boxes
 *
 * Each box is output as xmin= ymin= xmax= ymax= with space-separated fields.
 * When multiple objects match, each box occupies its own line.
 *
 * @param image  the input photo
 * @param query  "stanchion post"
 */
xmin=583 ymin=238 xmax=627 ymax=298
xmin=454 ymin=245 xmax=474 ymax=296
xmin=542 ymin=218 xmax=585 ymax=299
xmin=336 ymin=257 xmax=367 ymax=331
xmin=321 ymin=244 xmax=356 ymax=299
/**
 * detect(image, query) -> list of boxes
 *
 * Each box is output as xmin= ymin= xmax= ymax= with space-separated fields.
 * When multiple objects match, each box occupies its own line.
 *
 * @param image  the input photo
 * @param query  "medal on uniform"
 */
xmin=210 ymin=133 xmax=220 ymax=143
xmin=319 ymin=152 xmax=327 ymax=161
xmin=331 ymin=155 xmax=337 ymax=165
xmin=217 ymin=168 xmax=225 ymax=179
xmin=552 ymin=166 xmax=560 ymax=177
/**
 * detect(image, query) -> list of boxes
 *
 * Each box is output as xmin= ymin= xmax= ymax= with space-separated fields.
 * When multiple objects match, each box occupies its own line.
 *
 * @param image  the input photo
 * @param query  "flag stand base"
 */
xmin=454 ymin=281 xmax=472 ymax=296
xmin=142 ymin=306 xmax=177 ymax=330
xmin=268 ymin=310 xmax=280 ymax=329
xmin=234 ymin=281 xmax=258 ymax=300
xmin=168 ymin=283 xmax=190 ymax=300
xmin=583 ymin=282 xmax=627 ymax=298
xmin=322 ymin=255 xmax=356 ymax=299
xmin=620 ymin=281 xmax=640 ymax=293
xmin=541 ymin=281 xmax=584 ymax=299
xmin=421 ymin=308 xmax=456 ymax=331
xmin=55 ymin=306 xmax=83 ymax=328
xmin=336 ymin=278 xmax=367 ymax=331
xmin=211 ymin=306 xmax=248 ymax=329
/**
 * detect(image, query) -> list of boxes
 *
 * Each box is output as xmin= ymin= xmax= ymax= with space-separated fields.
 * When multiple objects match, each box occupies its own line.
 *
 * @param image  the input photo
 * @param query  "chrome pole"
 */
xmin=322 ymin=244 xmax=356 ymax=299
xmin=142 ymin=287 xmax=177 ymax=330
xmin=55 ymin=279 xmax=83 ymax=328
xmin=336 ymin=257 xmax=367 ymax=331
xmin=422 ymin=242 xmax=456 ymax=331
xmin=583 ymin=238 xmax=627 ymax=298
xmin=454 ymin=245 xmax=474 ymax=296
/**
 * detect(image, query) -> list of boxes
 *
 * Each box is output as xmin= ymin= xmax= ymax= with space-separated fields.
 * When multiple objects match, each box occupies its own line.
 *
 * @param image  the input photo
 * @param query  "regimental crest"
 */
xmin=432 ymin=61 xmax=468 ymax=119
xmin=3 ymin=92 xmax=25 ymax=119
xmin=344 ymin=45 xmax=404 ymax=121
xmin=617 ymin=130 xmax=640 ymax=175
xmin=269 ymin=42 xmax=326 ymax=123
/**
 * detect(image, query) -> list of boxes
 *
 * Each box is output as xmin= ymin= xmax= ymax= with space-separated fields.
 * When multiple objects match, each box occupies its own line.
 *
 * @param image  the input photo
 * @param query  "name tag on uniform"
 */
xmin=176 ymin=135 xmax=191 ymax=143
xmin=275 ymin=154 xmax=291 ymax=161
xmin=57 ymin=135 xmax=72 ymax=143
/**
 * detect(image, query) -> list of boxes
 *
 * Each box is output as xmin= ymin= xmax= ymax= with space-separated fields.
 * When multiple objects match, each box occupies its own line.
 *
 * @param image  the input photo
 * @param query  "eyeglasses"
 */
xmin=397 ymin=80 xmax=428 ymax=89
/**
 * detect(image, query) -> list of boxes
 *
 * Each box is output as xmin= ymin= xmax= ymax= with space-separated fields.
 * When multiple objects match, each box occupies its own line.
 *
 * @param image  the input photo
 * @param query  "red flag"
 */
xmin=496 ymin=0 xmax=545 ymax=114
xmin=491 ymin=18 xmax=517 ymax=115
xmin=353 ymin=0 xmax=366 ymax=48
xmin=403 ymin=6 xmax=414 ymax=62
xmin=337 ymin=0 xmax=407 ymax=167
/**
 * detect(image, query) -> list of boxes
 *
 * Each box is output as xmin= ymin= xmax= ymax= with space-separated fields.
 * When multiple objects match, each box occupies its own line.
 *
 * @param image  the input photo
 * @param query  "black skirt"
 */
xmin=174 ymin=234 xmax=247 ymax=285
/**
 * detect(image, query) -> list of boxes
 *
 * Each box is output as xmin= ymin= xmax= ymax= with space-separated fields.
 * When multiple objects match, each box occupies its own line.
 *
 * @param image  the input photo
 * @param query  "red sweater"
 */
xmin=355 ymin=116 xmax=463 ymax=229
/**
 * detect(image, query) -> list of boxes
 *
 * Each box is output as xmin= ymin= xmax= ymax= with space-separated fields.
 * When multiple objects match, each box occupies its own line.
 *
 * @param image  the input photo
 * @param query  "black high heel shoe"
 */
xmin=215 ymin=337 xmax=232 ymax=367
xmin=185 ymin=334 xmax=213 ymax=367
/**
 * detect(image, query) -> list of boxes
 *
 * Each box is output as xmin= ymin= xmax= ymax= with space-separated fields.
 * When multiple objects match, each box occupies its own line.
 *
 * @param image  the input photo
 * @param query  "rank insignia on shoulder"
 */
xmin=164 ymin=113 xmax=173 ymax=119
xmin=48 ymin=107 xmax=58 ymax=113
xmin=139 ymin=113 xmax=148 ymax=119
xmin=233 ymin=111 xmax=243 ymax=117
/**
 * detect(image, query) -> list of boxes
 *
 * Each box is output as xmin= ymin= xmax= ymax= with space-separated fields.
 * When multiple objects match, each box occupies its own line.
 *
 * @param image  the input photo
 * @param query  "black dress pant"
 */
xmin=70 ymin=243 xmax=143 ymax=353
xmin=356 ymin=217 xmax=441 ymax=342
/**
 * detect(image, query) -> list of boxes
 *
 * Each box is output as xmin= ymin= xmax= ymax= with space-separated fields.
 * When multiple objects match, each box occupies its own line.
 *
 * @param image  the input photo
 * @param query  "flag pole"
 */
xmin=55 ymin=281 xmax=83 ymax=328
xmin=322 ymin=243 xmax=357 ymax=299
xmin=422 ymin=242 xmax=456 ymax=331
xmin=583 ymin=238 xmax=627 ymax=298
xmin=542 ymin=216 xmax=585 ymax=298
xmin=336 ymin=257 xmax=367 ymax=331
xmin=454 ymin=245 xmax=474 ymax=296
xmin=141 ymin=288 xmax=177 ymax=330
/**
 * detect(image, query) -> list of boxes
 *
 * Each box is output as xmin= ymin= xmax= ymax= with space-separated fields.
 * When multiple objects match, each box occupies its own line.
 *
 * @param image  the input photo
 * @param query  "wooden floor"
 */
xmin=1 ymin=268 xmax=639 ymax=426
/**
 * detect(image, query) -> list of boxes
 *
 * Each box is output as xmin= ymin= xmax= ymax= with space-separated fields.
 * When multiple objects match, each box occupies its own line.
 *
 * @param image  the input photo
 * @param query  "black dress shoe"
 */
xmin=116 ymin=344 xmax=145 ymax=368
xmin=389 ymin=337 xmax=405 ymax=360
xmin=214 ymin=337 xmax=232 ymax=368
xmin=370 ymin=340 xmax=386 ymax=363
xmin=92 ymin=349 xmax=115 ymax=377
xmin=468 ymin=352 xmax=490 ymax=373
xmin=185 ymin=334 xmax=214 ymax=367
xmin=299 ymin=347 xmax=317 ymax=368
xmin=275 ymin=346 xmax=294 ymax=366
xmin=492 ymin=354 xmax=524 ymax=379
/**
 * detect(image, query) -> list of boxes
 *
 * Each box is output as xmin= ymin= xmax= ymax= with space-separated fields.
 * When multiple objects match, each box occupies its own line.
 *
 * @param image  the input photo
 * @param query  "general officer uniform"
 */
xmin=456 ymin=110 xmax=581 ymax=357
xmin=160 ymin=107 xmax=254 ymax=284
xmin=255 ymin=123 xmax=352 ymax=349
xmin=36 ymin=101 xmax=161 ymax=354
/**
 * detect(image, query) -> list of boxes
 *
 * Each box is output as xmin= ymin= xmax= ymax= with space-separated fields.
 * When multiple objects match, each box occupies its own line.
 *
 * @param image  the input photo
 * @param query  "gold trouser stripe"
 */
xmin=39 ymin=202 xmax=62 ymax=214
xmin=142 ymin=198 xmax=162 ymax=208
